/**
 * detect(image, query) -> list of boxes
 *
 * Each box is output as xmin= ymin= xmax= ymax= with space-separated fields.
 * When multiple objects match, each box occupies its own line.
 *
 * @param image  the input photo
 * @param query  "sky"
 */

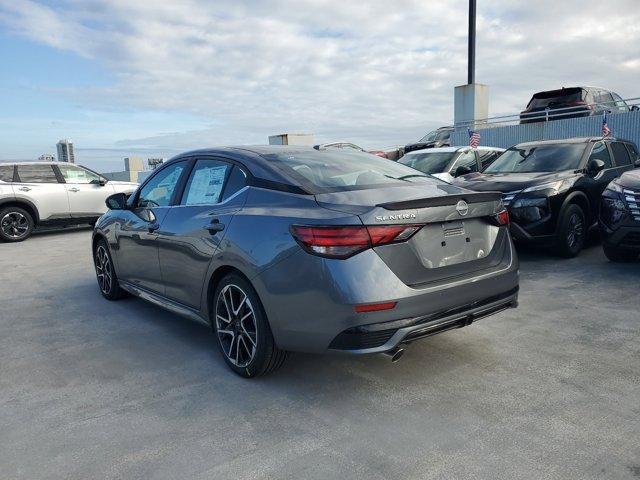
xmin=0 ymin=0 xmax=639 ymax=172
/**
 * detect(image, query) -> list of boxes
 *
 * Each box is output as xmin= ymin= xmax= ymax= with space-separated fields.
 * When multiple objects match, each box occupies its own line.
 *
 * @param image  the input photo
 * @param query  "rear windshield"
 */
xmin=418 ymin=129 xmax=450 ymax=143
xmin=528 ymin=88 xmax=583 ymax=109
xmin=262 ymin=150 xmax=440 ymax=193
xmin=399 ymin=152 xmax=456 ymax=174
xmin=484 ymin=144 xmax=586 ymax=173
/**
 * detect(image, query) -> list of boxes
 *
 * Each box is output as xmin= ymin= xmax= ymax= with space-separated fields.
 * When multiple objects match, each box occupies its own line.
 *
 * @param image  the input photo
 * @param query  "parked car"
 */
xmin=453 ymin=137 xmax=639 ymax=257
xmin=520 ymin=87 xmax=634 ymax=124
xmin=0 ymin=162 xmax=137 ymax=242
xmin=599 ymin=165 xmax=640 ymax=262
xmin=404 ymin=127 xmax=454 ymax=154
xmin=93 ymin=146 xmax=519 ymax=377
xmin=399 ymin=146 xmax=504 ymax=183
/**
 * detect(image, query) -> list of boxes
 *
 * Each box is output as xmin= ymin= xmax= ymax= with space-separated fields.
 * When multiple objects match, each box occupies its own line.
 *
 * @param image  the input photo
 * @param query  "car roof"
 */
xmin=0 ymin=161 xmax=64 ymax=166
xmin=403 ymin=145 xmax=504 ymax=156
xmin=514 ymin=137 xmax=632 ymax=148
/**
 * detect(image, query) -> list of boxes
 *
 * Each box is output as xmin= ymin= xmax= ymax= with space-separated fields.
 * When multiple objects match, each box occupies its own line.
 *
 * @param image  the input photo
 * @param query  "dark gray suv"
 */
xmin=93 ymin=146 xmax=519 ymax=377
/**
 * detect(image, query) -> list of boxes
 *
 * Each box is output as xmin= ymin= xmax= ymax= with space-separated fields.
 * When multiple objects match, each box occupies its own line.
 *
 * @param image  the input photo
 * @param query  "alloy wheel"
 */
xmin=215 ymin=284 xmax=257 ymax=368
xmin=95 ymin=245 xmax=113 ymax=295
xmin=566 ymin=213 xmax=584 ymax=248
xmin=1 ymin=211 xmax=29 ymax=239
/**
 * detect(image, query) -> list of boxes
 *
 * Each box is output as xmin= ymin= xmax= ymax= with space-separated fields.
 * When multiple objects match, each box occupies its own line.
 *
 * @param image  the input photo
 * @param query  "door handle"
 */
xmin=205 ymin=220 xmax=225 ymax=233
xmin=18 ymin=186 xmax=31 ymax=192
xmin=148 ymin=222 xmax=160 ymax=233
xmin=68 ymin=187 xmax=80 ymax=193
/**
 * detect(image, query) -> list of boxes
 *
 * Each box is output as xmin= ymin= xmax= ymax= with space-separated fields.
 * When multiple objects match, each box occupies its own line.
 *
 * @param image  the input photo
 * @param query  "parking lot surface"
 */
xmin=1 ymin=228 xmax=639 ymax=479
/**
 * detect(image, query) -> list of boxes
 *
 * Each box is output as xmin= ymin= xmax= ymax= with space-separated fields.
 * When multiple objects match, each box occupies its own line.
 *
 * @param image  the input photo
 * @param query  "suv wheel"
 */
xmin=555 ymin=204 xmax=586 ymax=258
xmin=603 ymin=244 xmax=638 ymax=263
xmin=0 ymin=206 xmax=34 ymax=242
xmin=212 ymin=273 xmax=287 ymax=378
xmin=94 ymin=239 xmax=126 ymax=300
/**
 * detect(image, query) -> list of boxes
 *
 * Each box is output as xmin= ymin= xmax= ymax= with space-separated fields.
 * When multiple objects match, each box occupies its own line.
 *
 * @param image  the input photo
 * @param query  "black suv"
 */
xmin=404 ymin=127 xmax=453 ymax=154
xmin=599 ymin=168 xmax=640 ymax=262
xmin=520 ymin=87 xmax=634 ymax=124
xmin=453 ymin=137 xmax=639 ymax=257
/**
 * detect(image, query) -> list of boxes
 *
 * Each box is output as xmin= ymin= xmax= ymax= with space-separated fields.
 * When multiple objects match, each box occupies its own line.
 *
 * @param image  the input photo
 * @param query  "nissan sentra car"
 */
xmin=93 ymin=146 xmax=519 ymax=377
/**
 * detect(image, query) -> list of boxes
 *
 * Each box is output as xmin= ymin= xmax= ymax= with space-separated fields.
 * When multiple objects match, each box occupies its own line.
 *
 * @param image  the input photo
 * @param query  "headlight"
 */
xmin=605 ymin=180 xmax=623 ymax=194
xmin=510 ymin=197 xmax=549 ymax=223
xmin=522 ymin=180 xmax=567 ymax=194
xmin=601 ymin=196 xmax=627 ymax=226
xmin=511 ymin=197 xmax=547 ymax=208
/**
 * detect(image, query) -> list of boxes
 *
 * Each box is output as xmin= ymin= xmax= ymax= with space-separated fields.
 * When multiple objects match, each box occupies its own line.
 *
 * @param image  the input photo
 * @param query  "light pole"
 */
xmin=468 ymin=0 xmax=476 ymax=85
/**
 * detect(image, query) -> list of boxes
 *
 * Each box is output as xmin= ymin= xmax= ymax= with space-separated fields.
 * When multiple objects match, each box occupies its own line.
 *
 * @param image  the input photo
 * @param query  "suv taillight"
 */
xmin=290 ymin=224 xmax=421 ymax=259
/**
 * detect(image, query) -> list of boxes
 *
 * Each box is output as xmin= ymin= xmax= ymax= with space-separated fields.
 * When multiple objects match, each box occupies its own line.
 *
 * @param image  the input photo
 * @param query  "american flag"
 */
xmin=468 ymin=128 xmax=480 ymax=149
xmin=602 ymin=112 xmax=611 ymax=138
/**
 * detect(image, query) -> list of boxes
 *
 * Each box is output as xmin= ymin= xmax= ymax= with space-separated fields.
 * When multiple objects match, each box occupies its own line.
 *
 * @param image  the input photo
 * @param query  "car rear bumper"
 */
xmin=328 ymin=286 xmax=518 ymax=354
xmin=252 ymin=230 xmax=519 ymax=354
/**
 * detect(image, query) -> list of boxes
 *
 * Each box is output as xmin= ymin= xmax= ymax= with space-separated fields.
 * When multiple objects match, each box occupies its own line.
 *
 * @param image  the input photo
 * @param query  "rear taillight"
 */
xmin=290 ymin=224 xmax=422 ymax=259
xmin=493 ymin=209 xmax=510 ymax=226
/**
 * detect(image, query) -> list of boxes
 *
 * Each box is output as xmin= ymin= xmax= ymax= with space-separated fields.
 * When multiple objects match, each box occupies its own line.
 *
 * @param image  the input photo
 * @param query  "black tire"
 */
xmin=93 ymin=238 xmax=126 ymax=300
xmin=212 ymin=273 xmax=287 ymax=378
xmin=555 ymin=204 xmax=586 ymax=258
xmin=0 ymin=206 xmax=34 ymax=242
xmin=603 ymin=244 xmax=638 ymax=263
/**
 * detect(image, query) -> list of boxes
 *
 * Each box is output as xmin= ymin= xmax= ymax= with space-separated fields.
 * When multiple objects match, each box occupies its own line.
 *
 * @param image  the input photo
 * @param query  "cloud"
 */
xmin=1 ymin=0 xmax=639 ymax=149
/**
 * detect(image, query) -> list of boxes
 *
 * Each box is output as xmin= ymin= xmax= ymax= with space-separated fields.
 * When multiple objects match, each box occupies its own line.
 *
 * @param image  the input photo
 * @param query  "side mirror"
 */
xmin=106 ymin=192 xmax=128 ymax=210
xmin=587 ymin=159 xmax=605 ymax=175
xmin=635 ymin=158 xmax=640 ymax=168
xmin=454 ymin=165 xmax=472 ymax=177
xmin=631 ymin=105 xmax=639 ymax=111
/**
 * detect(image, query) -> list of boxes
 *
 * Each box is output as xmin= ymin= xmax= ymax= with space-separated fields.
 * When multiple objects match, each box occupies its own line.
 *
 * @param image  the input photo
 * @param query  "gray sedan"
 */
xmin=93 ymin=146 xmax=519 ymax=377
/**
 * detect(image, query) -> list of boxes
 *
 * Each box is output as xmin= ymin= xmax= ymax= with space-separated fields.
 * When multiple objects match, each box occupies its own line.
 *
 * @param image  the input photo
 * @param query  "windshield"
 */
xmin=484 ymin=144 xmax=586 ymax=173
xmin=399 ymin=152 xmax=456 ymax=174
xmin=418 ymin=129 xmax=450 ymax=143
xmin=263 ymin=150 xmax=440 ymax=193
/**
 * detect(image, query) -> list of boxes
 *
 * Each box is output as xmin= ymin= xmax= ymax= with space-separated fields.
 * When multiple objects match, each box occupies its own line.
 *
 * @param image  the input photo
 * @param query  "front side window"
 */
xmin=138 ymin=161 xmax=186 ymax=207
xmin=479 ymin=151 xmax=498 ymax=169
xmin=611 ymin=93 xmax=628 ymax=112
xmin=399 ymin=152 xmax=456 ymax=175
xmin=265 ymin=150 xmax=438 ymax=193
xmin=452 ymin=150 xmax=478 ymax=173
xmin=16 ymin=165 xmax=59 ymax=183
xmin=589 ymin=142 xmax=612 ymax=169
xmin=0 ymin=165 xmax=15 ymax=182
xmin=181 ymin=159 xmax=231 ymax=206
xmin=58 ymin=164 xmax=101 ymax=184
xmin=610 ymin=142 xmax=631 ymax=166
xmin=485 ymin=144 xmax=586 ymax=173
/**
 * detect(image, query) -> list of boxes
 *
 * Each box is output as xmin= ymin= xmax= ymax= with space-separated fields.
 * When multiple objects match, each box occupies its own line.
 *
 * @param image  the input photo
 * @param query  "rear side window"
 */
xmin=138 ymin=161 xmax=186 ymax=207
xmin=16 ymin=165 xmax=58 ymax=183
xmin=221 ymin=166 xmax=247 ymax=202
xmin=625 ymin=143 xmax=639 ymax=160
xmin=589 ymin=142 xmax=612 ymax=169
xmin=0 ymin=165 xmax=14 ymax=182
xmin=610 ymin=142 xmax=632 ymax=166
xmin=181 ymin=159 xmax=231 ymax=206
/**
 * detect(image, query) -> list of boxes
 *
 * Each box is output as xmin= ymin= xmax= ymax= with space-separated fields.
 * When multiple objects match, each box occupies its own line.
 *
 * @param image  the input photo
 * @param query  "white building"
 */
xmin=56 ymin=139 xmax=75 ymax=163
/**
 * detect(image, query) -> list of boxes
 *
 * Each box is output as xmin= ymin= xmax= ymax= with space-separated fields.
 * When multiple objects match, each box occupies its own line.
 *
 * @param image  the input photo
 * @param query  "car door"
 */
xmin=56 ymin=164 xmax=112 ymax=218
xmin=582 ymin=141 xmax=619 ymax=214
xmin=14 ymin=164 xmax=69 ymax=221
xmin=157 ymin=158 xmax=248 ymax=308
xmin=114 ymin=160 xmax=189 ymax=294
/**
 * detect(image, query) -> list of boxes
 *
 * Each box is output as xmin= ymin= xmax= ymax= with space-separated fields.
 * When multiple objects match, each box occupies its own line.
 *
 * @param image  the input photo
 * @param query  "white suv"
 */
xmin=0 ymin=162 xmax=137 ymax=242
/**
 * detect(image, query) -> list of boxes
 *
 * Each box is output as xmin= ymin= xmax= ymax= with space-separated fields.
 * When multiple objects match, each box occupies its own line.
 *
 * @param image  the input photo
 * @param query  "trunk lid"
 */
xmin=315 ymin=184 xmax=506 ymax=286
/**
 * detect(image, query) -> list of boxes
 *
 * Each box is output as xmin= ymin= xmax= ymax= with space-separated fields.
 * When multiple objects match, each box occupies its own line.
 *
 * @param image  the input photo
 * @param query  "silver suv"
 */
xmin=0 ymin=162 xmax=137 ymax=242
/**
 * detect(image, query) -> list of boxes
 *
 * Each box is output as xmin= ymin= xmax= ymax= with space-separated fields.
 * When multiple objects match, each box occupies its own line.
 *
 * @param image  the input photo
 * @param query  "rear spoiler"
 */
xmin=377 ymin=191 xmax=502 ymax=211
